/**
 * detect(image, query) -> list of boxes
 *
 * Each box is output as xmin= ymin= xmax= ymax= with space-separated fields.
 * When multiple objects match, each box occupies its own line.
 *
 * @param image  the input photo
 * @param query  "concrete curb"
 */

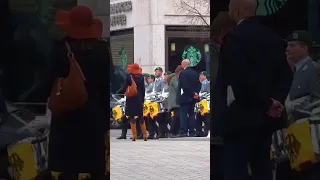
xmin=110 ymin=137 xmax=210 ymax=142
xmin=158 ymin=137 xmax=210 ymax=141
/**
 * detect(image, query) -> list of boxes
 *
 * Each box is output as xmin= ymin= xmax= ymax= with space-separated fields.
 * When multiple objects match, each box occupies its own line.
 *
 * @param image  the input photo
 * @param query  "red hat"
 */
xmin=55 ymin=6 xmax=102 ymax=39
xmin=128 ymin=63 xmax=141 ymax=75
xmin=127 ymin=64 xmax=132 ymax=72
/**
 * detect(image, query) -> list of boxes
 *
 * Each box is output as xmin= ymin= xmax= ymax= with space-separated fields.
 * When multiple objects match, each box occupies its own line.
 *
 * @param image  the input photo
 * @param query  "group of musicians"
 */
xmin=116 ymin=66 xmax=211 ymax=140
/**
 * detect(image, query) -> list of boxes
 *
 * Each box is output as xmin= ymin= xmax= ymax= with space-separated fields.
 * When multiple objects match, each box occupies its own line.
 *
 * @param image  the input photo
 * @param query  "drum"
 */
xmin=149 ymin=102 xmax=165 ymax=119
xmin=112 ymin=105 xmax=124 ymax=121
xmin=283 ymin=118 xmax=320 ymax=171
xmin=199 ymin=99 xmax=210 ymax=116
xmin=143 ymin=102 xmax=150 ymax=117
xmin=7 ymin=136 xmax=48 ymax=180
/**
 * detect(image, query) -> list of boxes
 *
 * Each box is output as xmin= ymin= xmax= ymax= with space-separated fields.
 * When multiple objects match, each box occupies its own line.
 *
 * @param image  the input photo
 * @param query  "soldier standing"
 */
xmin=149 ymin=67 xmax=167 ymax=138
xmin=145 ymin=74 xmax=159 ymax=139
xmin=285 ymin=30 xmax=320 ymax=179
xmin=153 ymin=67 xmax=165 ymax=93
xmin=199 ymin=71 xmax=210 ymax=94
xmin=145 ymin=75 xmax=155 ymax=93
xmin=286 ymin=30 xmax=320 ymax=108
xmin=196 ymin=71 xmax=210 ymax=137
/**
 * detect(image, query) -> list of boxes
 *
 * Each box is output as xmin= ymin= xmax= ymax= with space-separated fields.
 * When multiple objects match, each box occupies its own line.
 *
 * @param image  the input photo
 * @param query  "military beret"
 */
xmin=149 ymin=74 xmax=155 ymax=79
xmin=286 ymin=30 xmax=313 ymax=45
xmin=200 ymin=71 xmax=208 ymax=76
xmin=164 ymin=71 xmax=172 ymax=75
xmin=154 ymin=67 xmax=163 ymax=71
xmin=142 ymin=73 xmax=149 ymax=77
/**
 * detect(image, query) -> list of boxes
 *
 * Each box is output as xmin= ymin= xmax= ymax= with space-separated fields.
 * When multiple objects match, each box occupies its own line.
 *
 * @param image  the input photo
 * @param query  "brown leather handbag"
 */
xmin=48 ymin=41 xmax=88 ymax=115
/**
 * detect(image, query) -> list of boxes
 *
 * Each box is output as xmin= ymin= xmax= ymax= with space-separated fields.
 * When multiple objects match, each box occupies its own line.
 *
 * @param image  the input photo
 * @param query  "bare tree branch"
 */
xmin=174 ymin=0 xmax=210 ymax=26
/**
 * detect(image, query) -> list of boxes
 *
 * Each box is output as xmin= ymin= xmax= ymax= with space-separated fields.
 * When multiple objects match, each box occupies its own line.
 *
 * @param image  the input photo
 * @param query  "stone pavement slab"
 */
xmin=110 ymin=138 xmax=210 ymax=180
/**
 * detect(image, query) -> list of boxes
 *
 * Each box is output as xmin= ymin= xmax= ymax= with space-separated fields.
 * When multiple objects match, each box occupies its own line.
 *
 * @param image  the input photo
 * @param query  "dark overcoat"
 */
xmin=211 ymin=17 xmax=293 ymax=138
xmin=117 ymin=74 xmax=145 ymax=118
xmin=176 ymin=67 xmax=201 ymax=104
xmin=27 ymin=37 xmax=110 ymax=173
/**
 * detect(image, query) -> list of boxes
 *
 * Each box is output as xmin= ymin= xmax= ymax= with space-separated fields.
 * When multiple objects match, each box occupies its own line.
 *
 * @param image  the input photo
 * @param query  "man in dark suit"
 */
xmin=211 ymin=0 xmax=293 ymax=179
xmin=177 ymin=59 xmax=201 ymax=137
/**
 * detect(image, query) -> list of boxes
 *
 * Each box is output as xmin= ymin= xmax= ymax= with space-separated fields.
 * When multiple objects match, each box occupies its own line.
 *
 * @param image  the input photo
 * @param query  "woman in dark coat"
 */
xmin=210 ymin=11 xmax=236 ymax=180
xmin=117 ymin=63 xmax=146 ymax=141
xmin=19 ymin=6 xmax=109 ymax=179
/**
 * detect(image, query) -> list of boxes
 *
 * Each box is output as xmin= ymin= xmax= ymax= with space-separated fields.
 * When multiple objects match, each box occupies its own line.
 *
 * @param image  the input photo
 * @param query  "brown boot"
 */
xmin=129 ymin=122 xmax=137 ymax=141
xmin=140 ymin=121 xmax=148 ymax=141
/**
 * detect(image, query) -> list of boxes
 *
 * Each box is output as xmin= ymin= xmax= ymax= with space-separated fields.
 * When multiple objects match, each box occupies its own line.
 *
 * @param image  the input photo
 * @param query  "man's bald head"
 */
xmin=229 ymin=0 xmax=257 ymax=23
xmin=181 ymin=59 xmax=190 ymax=69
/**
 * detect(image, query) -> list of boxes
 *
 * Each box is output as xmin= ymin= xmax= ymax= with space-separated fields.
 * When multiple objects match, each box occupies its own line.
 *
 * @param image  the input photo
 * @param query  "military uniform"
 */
xmin=145 ymin=74 xmax=159 ymax=139
xmin=145 ymin=75 xmax=155 ymax=94
xmin=146 ymin=82 xmax=154 ymax=93
xmin=155 ymin=71 xmax=172 ymax=138
xmin=284 ymin=30 xmax=320 ymax=179
xmin=143 ymin=73 xmax=149 ymax=87
xmin=285 ymin=31 xmax=320 ymax=121
xmin=196 ymin=71 xmax=210 ymax=136
xmin=200 ymin=79 xmax=210 ymax=94
xmin=289 ymin=58 xmax=320 ymax=101
xmin=153 ymin=66 xmax=166 ymax=93
xmin=153 ymin=77 xmax=165 ymax=93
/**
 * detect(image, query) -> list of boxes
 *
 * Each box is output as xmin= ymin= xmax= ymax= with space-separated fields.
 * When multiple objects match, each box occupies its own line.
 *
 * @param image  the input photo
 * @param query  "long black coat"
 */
xmin=176 ymin=67 xmax=201 ymax=104
xmin=211 ymin=17 xmax=293 ymax=138
xmin=27 ymin=37 xmax=109 ymax=173
xmin=117 ymin=74 xmax=145 ymax=117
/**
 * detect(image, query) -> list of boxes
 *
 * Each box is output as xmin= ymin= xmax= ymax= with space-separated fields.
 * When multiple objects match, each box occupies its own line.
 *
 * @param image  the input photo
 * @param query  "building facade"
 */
xmin=110 ymin=0 xmax=210 ymax=73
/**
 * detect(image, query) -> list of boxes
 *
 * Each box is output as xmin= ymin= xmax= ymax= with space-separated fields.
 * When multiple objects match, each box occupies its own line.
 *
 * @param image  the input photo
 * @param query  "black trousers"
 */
xmin=147 ymin=116 xmax=158 ymax=136
xmin=291 ymin=163 xmax=320 ymax=180
xmin=0 ymin=149 xmax=10 ymax=179
xmin=223 ymin=134 xmax=273 ymax=180
xmin=155 ymin=112 xmax=169 ymax=135
xmin=195 ymin=113 xmax=210 ymax=135
xmin=169 ymin=108 xmax=180 ymax=135
xmin=211 ymin=144 xmax=224 ymax=180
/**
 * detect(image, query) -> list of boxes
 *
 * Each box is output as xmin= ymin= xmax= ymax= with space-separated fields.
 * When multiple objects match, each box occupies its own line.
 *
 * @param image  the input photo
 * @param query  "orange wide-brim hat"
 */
xmin=127 ymin=64 xmax=132 ymax=72
xmin=55 ymin=5 xmax=103 ymax=39
xmin=127 ymin=63 xmax=141 ymax=75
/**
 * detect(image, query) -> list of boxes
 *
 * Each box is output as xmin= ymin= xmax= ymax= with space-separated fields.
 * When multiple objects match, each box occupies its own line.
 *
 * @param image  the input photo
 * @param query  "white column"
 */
xmin=134 ymin=24 xmax=165 ymax=74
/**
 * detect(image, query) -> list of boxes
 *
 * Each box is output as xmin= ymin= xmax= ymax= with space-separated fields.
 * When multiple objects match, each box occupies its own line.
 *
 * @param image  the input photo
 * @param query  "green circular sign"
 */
xmin=181 ymin=46 xmax=202 ymax=67
xmin=256 ymin=0 xmax=288 ymax=16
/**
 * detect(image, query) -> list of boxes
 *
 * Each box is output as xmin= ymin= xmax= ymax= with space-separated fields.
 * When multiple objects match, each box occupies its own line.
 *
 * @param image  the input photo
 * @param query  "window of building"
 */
xmin=167 ymin=38 xmax=210 ymax=73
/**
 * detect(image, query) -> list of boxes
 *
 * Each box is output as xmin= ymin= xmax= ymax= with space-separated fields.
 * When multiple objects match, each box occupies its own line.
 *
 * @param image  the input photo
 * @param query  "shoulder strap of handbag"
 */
xmin=64 ymin=41 xmax=86 ymax=81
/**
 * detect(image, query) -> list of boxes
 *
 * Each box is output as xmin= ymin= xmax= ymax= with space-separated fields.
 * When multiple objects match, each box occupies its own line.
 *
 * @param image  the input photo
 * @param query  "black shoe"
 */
xmin=194 ymin=132 xmax=205 ymax=137
xmin=188 ymin=132 xmax=196 ymax=137
xmin=137 ymin=135 xmax=143 ymax=139
xmin=176 ymin=134 xmax=187 ymax=138
xmin=156 ymin=134 xmax=167 ymax=138
xmin=168 ymin=133 xmax=178 ymax=138
xmin=116 ymin=135 xmax=126 ymax=139
xmin=147 ymin=135 xmax=157 ymax=139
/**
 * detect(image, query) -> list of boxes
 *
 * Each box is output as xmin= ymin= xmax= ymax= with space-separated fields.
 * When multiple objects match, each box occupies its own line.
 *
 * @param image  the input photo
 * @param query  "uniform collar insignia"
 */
xmin=302 ymin=65 xmax=308 ymax=71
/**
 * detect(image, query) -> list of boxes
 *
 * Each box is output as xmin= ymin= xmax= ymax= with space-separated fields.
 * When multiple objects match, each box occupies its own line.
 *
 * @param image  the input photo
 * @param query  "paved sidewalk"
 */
xmin=110 ymin=133 xmax=210 ymax=180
